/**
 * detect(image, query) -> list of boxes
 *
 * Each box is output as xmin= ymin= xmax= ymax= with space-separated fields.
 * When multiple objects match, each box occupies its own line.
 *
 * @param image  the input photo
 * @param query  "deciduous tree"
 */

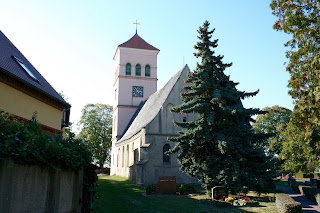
xmin=252 ymin=105 xmax=292 ymax=156
xmin=169 ymin=21 xmax=272 ymax=193
xmin=78 ymin=104 xmax=112 ymax=168
xmin=280 ymin=121 xmax=317 ymax=173
xmin=270 ymin=0 xmax=320 ymax=157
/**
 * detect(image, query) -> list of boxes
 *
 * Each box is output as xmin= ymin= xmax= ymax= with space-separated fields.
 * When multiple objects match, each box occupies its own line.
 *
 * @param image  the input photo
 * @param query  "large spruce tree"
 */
xmin=169 ymin=21 xmax=272 ymax=193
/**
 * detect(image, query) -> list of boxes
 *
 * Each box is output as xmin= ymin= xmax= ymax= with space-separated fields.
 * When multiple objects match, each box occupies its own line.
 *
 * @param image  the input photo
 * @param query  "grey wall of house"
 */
xmin=0 ymin=163 xmax=83 ymax=213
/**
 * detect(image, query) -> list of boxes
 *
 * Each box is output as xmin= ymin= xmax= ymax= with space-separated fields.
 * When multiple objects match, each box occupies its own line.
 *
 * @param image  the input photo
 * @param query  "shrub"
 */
xmin=302 ymin=187 xmax=316 ymax=202
xmin=0 ymin=112 xmax=92 ymax=171
xmin=245 ymin=200 xmax=260 ymax=207
xmin=315 ymin=192 xmax=320 ymax=207
xmin=291 ymin=183 xmax=301 ymax=193
xmin=241 ymin=186 xmax=249 ymax=196
xmin=276 ymin=194 xmax=302 ymax=213
xmin=145 ymin=185 xmax=152 ymax=195
xmin=184 ymin=184 xmax=196 ymax=193
xmin=301 ymin=187 xmax=320 ymax=203
xmin=179 ymin=184 xmax=185 ymax=195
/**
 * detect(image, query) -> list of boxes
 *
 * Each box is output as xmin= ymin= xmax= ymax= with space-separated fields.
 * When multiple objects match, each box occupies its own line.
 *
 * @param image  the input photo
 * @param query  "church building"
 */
xmin=110 ymin=32 xmax=198 ymax=185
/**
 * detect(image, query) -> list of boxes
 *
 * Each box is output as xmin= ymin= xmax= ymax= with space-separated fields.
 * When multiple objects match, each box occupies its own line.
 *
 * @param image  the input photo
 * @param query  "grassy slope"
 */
xmin=94 ymin=175 xmax=277 ymax=213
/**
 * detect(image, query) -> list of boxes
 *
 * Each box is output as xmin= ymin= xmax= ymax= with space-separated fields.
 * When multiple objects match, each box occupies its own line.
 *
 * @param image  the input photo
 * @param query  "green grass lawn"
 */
xmin=93 ymin=174 xmax=277 ymax=213
xmin=275 ymin=178 xmax=309 ymax=188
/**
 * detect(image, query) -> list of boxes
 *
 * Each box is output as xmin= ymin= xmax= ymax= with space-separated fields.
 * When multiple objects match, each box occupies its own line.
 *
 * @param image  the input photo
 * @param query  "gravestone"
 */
xmin=211 ymin=186 xmax=228 ymax=200
xmin=156 ymin=176 xmax=176 ymax=194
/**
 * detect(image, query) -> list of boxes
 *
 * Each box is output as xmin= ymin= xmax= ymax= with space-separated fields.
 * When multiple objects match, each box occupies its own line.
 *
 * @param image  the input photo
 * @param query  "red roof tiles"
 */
xmin=118 ymin=33 xmax=159 ymax=51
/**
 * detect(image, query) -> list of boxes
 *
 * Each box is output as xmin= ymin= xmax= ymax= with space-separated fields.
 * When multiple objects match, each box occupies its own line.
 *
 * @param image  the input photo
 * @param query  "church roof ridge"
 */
xmin=117 ymin=64 xmax=190 ymax=143
xmin=118 ymin=33 xmax=160 ymax=51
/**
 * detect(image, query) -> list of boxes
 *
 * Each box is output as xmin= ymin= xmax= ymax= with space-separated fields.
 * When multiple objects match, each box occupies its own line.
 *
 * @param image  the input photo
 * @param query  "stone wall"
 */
xmin=0 ymin=164 xmax=83 ymax=213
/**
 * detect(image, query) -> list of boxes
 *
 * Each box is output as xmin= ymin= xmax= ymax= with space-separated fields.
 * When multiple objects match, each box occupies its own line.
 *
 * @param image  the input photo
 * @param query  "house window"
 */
xmin=61 ymin=107 xmax=70 ymax=128
xmin=145 ymin=65 xmax=150 ymax=77
xmin=126 ymin=63 xmax=131 ymax=75
xmin=135 ymin=64 xmax=141 ymax=76
xmin=163 ymin=144 xmax=171 ymax=163
xmin=12 ymin=56 xmax=39 ymax=82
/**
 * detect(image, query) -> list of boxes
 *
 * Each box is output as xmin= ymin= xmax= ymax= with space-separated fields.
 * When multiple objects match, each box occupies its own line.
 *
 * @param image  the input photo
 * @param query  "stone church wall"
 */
xmin=139 ymin=134 xmax=198 ymax=185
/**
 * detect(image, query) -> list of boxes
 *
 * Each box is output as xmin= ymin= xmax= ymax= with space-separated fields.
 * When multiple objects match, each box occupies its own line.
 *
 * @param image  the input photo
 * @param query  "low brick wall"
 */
xmin=0 ymin=164 xmax=83 ymax=213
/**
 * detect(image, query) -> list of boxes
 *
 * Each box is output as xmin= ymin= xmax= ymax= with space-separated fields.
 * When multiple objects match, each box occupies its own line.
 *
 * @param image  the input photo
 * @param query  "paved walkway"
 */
xmin=276 ymin=185 xmax=320 ymax=212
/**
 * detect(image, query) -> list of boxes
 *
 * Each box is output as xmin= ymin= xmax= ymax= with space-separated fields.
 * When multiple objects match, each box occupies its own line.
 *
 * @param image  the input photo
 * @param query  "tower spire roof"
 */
xmin=118 ymin=34 xmax=159 ymax=51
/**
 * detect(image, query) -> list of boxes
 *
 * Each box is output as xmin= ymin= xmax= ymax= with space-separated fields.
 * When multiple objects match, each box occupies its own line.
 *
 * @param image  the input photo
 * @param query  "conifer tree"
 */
xmin=169 ymin=21 xmax=273 ymax=193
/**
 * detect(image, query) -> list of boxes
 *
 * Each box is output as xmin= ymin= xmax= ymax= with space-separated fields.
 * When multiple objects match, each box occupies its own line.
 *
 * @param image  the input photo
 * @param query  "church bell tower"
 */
xmin=110 ymin=32 xmax=159 ymax=173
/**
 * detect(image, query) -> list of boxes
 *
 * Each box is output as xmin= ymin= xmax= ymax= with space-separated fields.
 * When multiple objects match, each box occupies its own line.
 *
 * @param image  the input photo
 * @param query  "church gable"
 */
xmin=146 ymin=65 xmax=194 ymax=135
xmin=117 ymin=65 xmax=190 ymax=143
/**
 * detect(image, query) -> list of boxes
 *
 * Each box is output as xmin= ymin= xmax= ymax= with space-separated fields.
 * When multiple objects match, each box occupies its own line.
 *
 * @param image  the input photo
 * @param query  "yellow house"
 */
xmin=0 ymin=30 xmax=70 ymax=136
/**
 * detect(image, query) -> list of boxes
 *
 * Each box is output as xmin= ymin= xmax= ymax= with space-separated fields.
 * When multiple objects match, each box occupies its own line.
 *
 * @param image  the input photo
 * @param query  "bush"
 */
xmin=315 ymin=193 xmax=320 ymax=207
xmin=184 ymin=184 xmax=197 ymax=193
xmin=179 ymin=184 xmax=185 ymax=195
xmin=302 ymin=187 xmax=316 ymax=202
xmin=291 ymin=183 xmax=301 ymax=193
xmin=300 ymin=187 xmax=320 ymax=203
xmin=145 ymin=185 xmax=152 ymax=195
xmin=241 ymin=186 xmax=249 ymax=196
xmin=245 ymin=200 xmax=260 ymax=207
xmin=276 ymin=194 xmax=302 ymax=213
xmin=0 ymin=112 xmax=92 ymax=171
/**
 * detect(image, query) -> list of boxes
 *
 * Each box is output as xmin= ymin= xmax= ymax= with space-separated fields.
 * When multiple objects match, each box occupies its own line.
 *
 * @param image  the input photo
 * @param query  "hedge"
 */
xmin=316 ymin=193 xmax=320 ymax=207
xmin=276 ymin=194 xmax=302 ymax=213
xmin=0 ymin=112 xmax=92 ymax=171
xmin=291 ymin=183 xmax=301 ymax=193
xmin=301 ymin=187 xmax=320 ymax=205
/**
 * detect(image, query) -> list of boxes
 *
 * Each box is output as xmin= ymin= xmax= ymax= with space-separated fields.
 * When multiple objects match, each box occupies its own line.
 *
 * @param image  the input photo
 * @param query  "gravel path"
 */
xmin=276 ymin=185 xmax=320 ymax=212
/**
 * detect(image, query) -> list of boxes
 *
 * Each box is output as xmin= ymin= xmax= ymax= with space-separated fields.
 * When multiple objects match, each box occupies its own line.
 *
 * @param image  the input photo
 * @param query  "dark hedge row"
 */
xmin=0 ymin=112 xmax=92 ymax=171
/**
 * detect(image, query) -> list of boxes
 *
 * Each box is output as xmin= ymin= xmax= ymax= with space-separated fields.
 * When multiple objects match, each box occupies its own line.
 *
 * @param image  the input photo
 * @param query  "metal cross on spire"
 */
xmin=133 ymin=20 xmax=140 ymax=34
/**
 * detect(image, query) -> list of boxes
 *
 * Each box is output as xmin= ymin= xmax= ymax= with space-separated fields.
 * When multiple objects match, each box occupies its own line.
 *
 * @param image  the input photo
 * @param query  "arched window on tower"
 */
xmin=135 ymin=64 xmax=141 ymax=76
xmin=145 ymin=65 xmax=150 ymax=77
xmin=163 ymin=144 xmax=171 ymax=163
xmin=126 ymin=63 xmax=131 ymax=75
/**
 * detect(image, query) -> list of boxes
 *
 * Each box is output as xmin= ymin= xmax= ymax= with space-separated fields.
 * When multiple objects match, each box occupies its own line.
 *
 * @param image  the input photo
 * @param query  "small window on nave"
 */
xmin=136 ymin=64 xmax=141 ymax=76
xmin=126 ymin=63 xmax=131 ymax=75
xmin=145 ymin=65 xmax=150 ymax=77
xmin=163 ymin=144 xmax=171 ymax=163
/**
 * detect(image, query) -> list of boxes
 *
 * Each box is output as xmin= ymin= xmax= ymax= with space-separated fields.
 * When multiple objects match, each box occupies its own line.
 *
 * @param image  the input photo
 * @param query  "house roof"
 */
xmin=0 ymin=30 xmax=70 ymax=108
xmin=118 ymin=33 xmax=160 ymax=51
xmin=117 ymin=65 xmax=189 ymax=143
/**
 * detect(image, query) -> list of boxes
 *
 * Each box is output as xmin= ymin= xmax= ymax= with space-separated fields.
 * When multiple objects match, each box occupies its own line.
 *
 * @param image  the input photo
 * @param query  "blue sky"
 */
xmin=1 ymin=1 xmax=293 ymax=130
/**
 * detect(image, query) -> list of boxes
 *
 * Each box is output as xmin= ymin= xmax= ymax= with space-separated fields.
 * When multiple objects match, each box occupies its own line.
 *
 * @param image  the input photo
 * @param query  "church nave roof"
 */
xmin=117 ymin=65 xmax=190 ymax=143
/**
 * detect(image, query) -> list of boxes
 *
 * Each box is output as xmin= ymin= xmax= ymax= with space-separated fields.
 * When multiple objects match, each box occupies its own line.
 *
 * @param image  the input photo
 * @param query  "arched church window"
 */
xmin=145 ymin=65 xmax=150 ymax=77
xmin=126 ymin=63 xmax=131 ymax=75
xmin=135 ymin=64 xmax=141 ymax=76
xmin=163 ymin=144 xmax=171 ymax=163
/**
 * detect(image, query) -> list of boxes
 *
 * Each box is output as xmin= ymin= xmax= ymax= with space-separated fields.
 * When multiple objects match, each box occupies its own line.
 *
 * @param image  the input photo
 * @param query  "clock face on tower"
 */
xmin=132 ymin=86 xmax=143 ymax=97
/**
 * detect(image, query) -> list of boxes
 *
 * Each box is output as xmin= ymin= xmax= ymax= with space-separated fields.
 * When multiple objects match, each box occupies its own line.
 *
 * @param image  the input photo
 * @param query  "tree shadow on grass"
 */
xmin=94 ymin=175 xmax=275 ymax=213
